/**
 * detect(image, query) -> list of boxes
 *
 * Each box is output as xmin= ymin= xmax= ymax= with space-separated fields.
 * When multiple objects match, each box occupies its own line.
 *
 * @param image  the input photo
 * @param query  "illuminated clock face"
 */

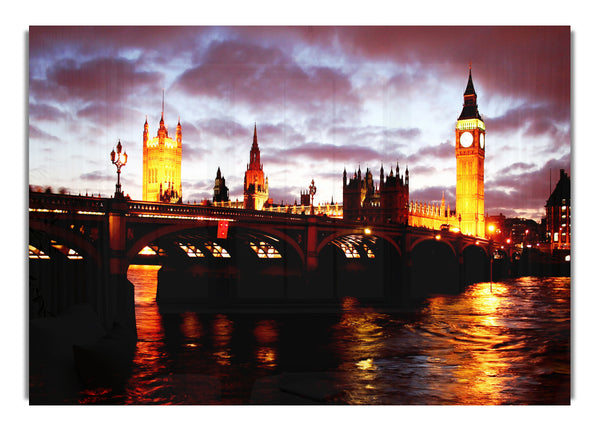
xmin=480 ymin=133 xmax=485 ymax=149
xmin=460 ymin=131 xmax=473 ymax=147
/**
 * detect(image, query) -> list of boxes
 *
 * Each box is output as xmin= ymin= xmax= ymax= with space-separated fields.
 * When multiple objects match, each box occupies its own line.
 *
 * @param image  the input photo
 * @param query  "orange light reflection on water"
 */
xmin=123 ymin=265 xmax=172 ymax=403
xmin=253 ymin=320 xmax=279 ymax=368
xmin=420 ymin=282 xmax=520 ymax=404
xmin=334 ymin=297 xmax=386 ymax=401
xmin=212 ymin=314 xmax=234 ymax=366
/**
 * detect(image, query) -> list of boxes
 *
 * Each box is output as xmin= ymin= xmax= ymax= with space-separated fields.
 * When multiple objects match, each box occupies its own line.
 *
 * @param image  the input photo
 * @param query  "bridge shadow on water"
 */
xmin=153 ymin=236 xmax=494 ymax=312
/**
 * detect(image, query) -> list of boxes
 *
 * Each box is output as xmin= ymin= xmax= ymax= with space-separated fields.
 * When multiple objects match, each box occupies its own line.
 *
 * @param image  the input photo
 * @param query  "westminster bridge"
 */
xmin=29 ymin=191 xmax=497 ymax=331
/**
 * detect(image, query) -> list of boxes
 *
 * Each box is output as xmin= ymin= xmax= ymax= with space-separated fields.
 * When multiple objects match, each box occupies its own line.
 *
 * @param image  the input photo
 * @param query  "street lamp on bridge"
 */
xmin=309 ymin=179 xmax=317 ymax=215
xmin=110 ymin=140 xmax=128 ymax=199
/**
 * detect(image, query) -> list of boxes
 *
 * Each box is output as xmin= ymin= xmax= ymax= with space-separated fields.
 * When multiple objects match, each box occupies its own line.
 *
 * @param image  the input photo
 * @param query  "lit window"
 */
xmin=332 ymin=239 xmax=360 ymax=258
xmin=363 ymin=244 xmax=375 ymax=258
xmin=50 ymin=241 xmax=82 ymax=259
xmin=249 ymin=241 xmax=282 ymax=259
xmin=29 ymin=245 xmax=50 ymax=259
xmin=138 ymin=246 xmax=157 ymax=256
xmin=205 ymin=242 xmax=231 ymax=258
xmin=178 ymin=243 xmax=204 ymax=258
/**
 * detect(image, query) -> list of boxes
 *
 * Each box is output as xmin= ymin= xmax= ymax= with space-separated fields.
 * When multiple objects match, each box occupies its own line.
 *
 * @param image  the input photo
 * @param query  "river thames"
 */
xmin=72 ymin=264 xmax=571 ymax=405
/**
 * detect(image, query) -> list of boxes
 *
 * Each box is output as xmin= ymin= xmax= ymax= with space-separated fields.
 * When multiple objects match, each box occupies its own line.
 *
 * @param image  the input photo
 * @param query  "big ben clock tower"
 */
xmin=455 ymin=64 xmax=485 ymax=237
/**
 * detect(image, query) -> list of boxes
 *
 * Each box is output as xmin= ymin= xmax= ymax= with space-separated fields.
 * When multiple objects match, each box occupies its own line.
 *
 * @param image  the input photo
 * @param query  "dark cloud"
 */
xmin=298 ymin=26 xmax=570 ymax=107
xmin=80 ymin=170 xmax=112 ymax=182
xmin=76 ymin=103 xmax=141 ymax=127
xmin=495 ymin=162 xmax=537 ymax=177
xmin=29 ymin=103 xmax=69 ymax=122
xmin=488 ymin=104 xmax=569 ymax=143
xmin=329 ymin=125 xmax=420 ymax=146
xmin=486 ymin=154 xmax=570 ymax=218
xmin=29 ymin=125 xmax=60 ymax=143
xmin=29 ymin=26 xmax=207 ymax=60
xmin=171 ymin=39 xmax=360 ymax=116
xmin=200 ymin=117 xmax=249 ymax=141
xmin=31 ymin=57 xmax=162 ymax=106
xmin=408 ymin=141 xmax=454 ymax=165
xmin=271 ymin=142 xmax=390 ymax=166
xmin=181 ymin=143 xmax=209 ymax=162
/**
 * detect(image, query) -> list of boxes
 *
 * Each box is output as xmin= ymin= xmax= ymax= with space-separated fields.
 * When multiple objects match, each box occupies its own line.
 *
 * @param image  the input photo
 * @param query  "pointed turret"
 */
xmin=249 ymin=123 xmax=261 ymax=169
xmin=458 ymin=64 xmax=482 ymax=121
xmin=464 ymin=63 xmax=476 ymax=96
xmin=143 ymin=116 xmax=149 ymax=145
xmin=176 ymin=116 xmax=182 ymax=146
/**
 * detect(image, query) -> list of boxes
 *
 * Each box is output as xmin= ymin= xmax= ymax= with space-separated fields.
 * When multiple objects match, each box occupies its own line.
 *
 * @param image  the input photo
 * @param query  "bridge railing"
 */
xmin=29 ymin=191 xmax=318 ymax=224
xmin=127 ymin=200 xmax=315 ymax=224
xmin=29 ymin=192 xmax=108 ymax=213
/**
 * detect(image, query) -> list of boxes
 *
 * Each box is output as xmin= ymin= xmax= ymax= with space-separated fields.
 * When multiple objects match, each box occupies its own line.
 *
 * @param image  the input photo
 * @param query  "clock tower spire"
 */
xmin=455 ymin=64 xmax=486 ymax=237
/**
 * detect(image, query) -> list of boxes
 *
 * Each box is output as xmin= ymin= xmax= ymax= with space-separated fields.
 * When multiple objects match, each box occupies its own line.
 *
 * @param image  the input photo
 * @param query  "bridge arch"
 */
xmin=312 ymin=230 xmax=403 ymax=301
xmin=126 ymin=222 xmax=305 ymax=269
xmin=316 ymin=229 xmax=402 ymax=258
xmin=409 ymin=235 xmax=458 ymax=257
xmin=29 ymin=219 xmax=101 ymax=266
xmin=462 ymin=244 xmax=490 ymax=286
xmin=29 ymin=220 xmax=106 ymax=319
xmin=409 ymin=239 xmax=459 ymax=297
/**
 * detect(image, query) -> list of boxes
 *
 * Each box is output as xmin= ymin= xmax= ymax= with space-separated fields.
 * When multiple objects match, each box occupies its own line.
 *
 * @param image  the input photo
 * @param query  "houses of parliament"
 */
xmin=142 ymin=67 xmax=487 ymax=237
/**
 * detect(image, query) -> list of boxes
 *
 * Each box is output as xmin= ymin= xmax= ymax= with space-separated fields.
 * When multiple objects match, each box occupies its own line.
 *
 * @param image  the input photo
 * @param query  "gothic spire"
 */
xmin=464 ymin=62 xmax=476 ymax=97
xmin=458 ymin=63 xmax=482 ymax=120
xmin=249 ymin=123 xmax=261 ymax=169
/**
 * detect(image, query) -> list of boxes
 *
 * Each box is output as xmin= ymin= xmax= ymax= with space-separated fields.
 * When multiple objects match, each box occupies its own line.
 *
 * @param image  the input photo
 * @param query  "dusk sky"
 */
xmin=29 ymin=26 xmax=570 ymax=220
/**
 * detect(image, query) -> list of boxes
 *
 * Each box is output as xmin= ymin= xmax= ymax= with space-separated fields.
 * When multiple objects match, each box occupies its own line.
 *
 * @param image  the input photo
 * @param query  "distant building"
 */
xmin=299 ymin=189 xmax=311 ymax=206
xmin=487 ymin=214 xmax=543 ymax=248
xmin=213 ymin=167 xmax=229 ymax=203
xmin=243 ymin=124 xmax=269 ymax=210
xmin=343 ymin=164 xmax=410 ymax=224
xmin=142 ymin=96 xmax=182 ymax=203
xmin=545 ymin=169 xmax=571 ymax=251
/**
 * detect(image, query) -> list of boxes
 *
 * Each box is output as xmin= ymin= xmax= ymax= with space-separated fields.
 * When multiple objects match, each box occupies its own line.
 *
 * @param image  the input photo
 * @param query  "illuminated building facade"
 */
xmin=142 ymin=102 xmax=182 ymax=203
xmin=455 ymin=65 xmax=486 ymax=237
xmin=545 ymin=169 xmax=571 ymax=251
xmin=342 ymin=164 xmax=409 ymax=224
xmin=243 ymin=124 xmax=269 ymax=210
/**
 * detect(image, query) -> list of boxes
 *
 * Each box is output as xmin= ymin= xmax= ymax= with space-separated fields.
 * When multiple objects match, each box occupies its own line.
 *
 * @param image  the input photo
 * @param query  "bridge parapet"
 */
xmin=127 ymin=200 xmax=306 ymax=224
xmin=29 ymin=192 xmax=108 ymax=214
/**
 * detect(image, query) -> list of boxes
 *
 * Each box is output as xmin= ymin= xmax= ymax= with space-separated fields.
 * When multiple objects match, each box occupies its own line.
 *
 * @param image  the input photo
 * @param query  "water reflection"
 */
xmin=181 ymin=312 xmax=204 ymax=347
xmin=403 ymin=278 xmax=570 ymax=404
xmin=115 ymin=270 xmax=569 ymax=405
xmin=124 ymin=265 xmax=172 ymax=404
xmin=254 ymin=320 xmax=279 ymax=368
xmin=211 ymin=314 xmax=233 ymax=366
xmin=333 ymin=297 xmax=388 ymax=403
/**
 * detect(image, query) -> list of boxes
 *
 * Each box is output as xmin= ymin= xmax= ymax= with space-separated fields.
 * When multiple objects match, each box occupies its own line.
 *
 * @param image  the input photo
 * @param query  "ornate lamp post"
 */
xmin=309 ymin=179 xmax=317 ymax=215
xmin=110 ymin=140 xmax=128 ymax=198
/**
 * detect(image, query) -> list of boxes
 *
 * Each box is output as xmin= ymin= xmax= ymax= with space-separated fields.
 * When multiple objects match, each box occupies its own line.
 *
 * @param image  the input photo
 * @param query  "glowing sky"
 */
xmin=29 ymin=26 xmax=570 ymax=220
